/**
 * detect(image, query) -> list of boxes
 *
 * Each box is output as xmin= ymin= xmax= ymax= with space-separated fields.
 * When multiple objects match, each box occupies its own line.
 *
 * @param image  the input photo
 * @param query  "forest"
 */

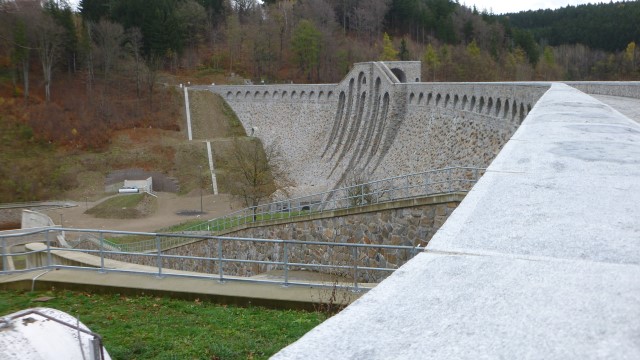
xmin=0 ymin=0 xmax=638 ymax=149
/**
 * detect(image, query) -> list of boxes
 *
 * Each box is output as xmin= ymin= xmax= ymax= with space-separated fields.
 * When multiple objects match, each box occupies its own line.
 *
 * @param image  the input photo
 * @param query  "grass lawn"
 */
xmin=0 ymin=289 xmax=326 ymax=359
xmin=106 ymin=210 xmax=313 ymax=248
xmin=86 ymin=194 xmax=156 ymax=219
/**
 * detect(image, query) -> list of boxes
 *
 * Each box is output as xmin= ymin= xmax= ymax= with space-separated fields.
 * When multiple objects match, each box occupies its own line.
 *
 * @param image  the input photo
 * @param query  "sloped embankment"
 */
xmin=187 ymin=90 xmax=246 ymax=140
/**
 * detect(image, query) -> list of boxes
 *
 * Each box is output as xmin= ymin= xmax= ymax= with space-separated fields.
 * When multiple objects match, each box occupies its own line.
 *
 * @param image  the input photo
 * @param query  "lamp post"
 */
xmin=199 ymin=165 xmax=203 ymax=214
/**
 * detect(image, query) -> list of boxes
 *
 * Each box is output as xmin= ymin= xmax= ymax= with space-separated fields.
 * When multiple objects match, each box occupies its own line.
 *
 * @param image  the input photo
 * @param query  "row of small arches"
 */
xmin=227 ymin=89 xmax=334 ymax=101
xmin=409 ymin=92 xmax=532 ymax=121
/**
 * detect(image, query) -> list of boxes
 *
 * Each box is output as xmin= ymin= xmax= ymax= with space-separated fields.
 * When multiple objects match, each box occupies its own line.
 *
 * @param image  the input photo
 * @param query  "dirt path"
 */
xmin=44 ymin=192 xmax=242 ymax=233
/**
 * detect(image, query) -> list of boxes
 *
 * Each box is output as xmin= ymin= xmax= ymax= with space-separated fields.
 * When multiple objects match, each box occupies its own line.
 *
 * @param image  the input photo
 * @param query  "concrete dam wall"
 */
xmin=192 ymin=61 xmax=549 ymax=195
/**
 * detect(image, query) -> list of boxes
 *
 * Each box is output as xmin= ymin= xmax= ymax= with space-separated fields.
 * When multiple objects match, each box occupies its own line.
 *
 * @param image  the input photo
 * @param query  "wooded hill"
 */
xmin=0 ymin=0 xmax=638 ymax=202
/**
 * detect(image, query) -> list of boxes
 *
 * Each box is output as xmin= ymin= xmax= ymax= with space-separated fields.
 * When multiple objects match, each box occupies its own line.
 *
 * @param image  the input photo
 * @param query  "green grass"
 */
xmin=0 ymin=289 xmax=326 ymax=359
xmin=104 ymin=210 xmax=313 ymax=249
xmin=169 ymin=210 xmax=313 ymax=233
xmin=86 ymin=194 xmax=154 ymax=219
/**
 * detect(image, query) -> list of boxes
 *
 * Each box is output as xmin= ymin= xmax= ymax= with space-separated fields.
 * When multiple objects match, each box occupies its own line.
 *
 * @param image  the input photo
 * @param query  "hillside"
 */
xmin=502 ymin=1 xmax=640 ymax=53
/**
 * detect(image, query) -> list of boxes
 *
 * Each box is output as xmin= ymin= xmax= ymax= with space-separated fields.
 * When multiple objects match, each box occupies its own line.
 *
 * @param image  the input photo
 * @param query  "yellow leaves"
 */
xmin=380 ymin=33 xmax=399 ymax=61
xmin=466 ymin=40 xmax=481 ymax=58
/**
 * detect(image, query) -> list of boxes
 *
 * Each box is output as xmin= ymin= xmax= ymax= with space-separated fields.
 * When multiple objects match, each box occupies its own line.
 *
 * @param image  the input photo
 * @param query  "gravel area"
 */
xmin=44 ymin=192 xmax=241 ymax=232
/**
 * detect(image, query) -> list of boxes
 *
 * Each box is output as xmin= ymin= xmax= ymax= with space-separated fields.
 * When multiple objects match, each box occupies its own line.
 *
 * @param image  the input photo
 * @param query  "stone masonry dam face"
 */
xmin=126 ymin=61 xmax=552 ymax=281
xmin=194 ymin=61 xmax=549 ymax=195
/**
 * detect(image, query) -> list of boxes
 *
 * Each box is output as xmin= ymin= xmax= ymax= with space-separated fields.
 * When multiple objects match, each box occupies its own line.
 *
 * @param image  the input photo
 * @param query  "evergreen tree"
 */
xmin=291 ymin=20 xmax=322 ymax=81
xmin=380 ymin=32 xmax=398 ymax=61
xmin=399 ymin=38 xmax=410 ymax=60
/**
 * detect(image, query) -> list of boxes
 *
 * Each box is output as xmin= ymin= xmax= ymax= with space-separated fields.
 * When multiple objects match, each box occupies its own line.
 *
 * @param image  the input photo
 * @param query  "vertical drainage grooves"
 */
xmin=355 ymin=78 xmax=382 ymax=164
xmin=329 ymin=72 xmax=367 ymax=177
xmin=327 ymin=78 xmax=355 ymax=160
xmin=332 ymin=91 xmax=366 ymax=170
xmin=343 ymin=91 xmax=367 ymax=154
xmin=321 ymin=91 xmax=346 ymax=157
xmin=371 ymin=90 xmax=405 ymax=172
xmin=365 ymin=92 xmax=390 ymax=169
xmin=340 ymin=93 xmax=375 ymax=183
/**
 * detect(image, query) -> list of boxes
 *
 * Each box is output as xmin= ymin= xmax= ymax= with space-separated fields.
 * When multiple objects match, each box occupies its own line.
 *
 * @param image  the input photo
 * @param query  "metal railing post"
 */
xmin=283 ymin=242 xmax=289 ymax=287
xmin=155 ymin=236 xmax=162 ymax=278
xmin=46 ymin=230 xmax=52 ymax=268
xmin=218 ymin=238 xmax=224 ymax=283
xmin=352 ymin=247 xmax=359 ymax=292
xmin=1 ymin=237 xmax=7 ymax=272
xmin=99 ymin=233 xmax=105 ymax=273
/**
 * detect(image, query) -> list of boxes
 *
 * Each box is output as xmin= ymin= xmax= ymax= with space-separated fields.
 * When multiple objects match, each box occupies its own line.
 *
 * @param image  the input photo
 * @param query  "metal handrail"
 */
xmin=101 ymin=167 xmax=483 ymax=253
xmin=0 ymin=201 xmax=75 ymax=210
xmin=187 ymin=166 xmax=483 ymax=230
xmin=1 ymin=228 xmax=426 ymax=290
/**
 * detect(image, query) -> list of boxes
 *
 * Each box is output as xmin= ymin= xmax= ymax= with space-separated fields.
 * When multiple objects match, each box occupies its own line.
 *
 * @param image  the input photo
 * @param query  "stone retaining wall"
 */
xmin=0 ymin=208 xmax=21 ymax=229
xmin=98 ymin=195 xmax=461 ymax=282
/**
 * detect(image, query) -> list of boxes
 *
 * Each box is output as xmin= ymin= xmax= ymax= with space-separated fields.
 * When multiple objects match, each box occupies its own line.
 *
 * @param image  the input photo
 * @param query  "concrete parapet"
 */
xmin=273 ymin=83 xmax=640 ymax=359
xmin=565 ymin=81 xmax=640 ymax=99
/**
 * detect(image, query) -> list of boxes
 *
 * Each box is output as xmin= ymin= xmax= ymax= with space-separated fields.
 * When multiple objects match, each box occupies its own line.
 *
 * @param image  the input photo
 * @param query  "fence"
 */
xmin=188 ymin=166 xmax=483 ymax=231
xmin=106 ymin=167 xmax=483 ymax=253
xmin=1 ymin=228 xmax=426 ymax=290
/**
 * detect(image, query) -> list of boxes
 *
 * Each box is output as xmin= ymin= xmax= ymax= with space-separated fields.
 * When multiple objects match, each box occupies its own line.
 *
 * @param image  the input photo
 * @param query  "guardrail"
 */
xmin=1 ymin=228 xmax=426 ymax=290
xmin=103 ymin=166 xmax=483 ymax=253
xmin=0 ymin=201 xmax=76 ymax=210
xmin=186 ymin=166 xmax=484 ymax=231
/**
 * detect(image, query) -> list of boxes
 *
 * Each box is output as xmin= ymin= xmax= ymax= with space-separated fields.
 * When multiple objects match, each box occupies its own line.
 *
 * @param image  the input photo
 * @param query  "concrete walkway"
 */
xmin=0 ymin=268 xmax=366 ymax=310
xmin=593 ymin=94 xmax=640 ymax=123
xmin=273 ymin=85 xmax=640 ymax=359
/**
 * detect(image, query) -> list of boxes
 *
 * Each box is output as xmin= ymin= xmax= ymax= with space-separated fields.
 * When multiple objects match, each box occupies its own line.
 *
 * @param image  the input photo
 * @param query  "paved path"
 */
xmin=0 ymin=268 xmax=365 ymax=310
xmin=593 ymin=94 xmax=640 ymax=123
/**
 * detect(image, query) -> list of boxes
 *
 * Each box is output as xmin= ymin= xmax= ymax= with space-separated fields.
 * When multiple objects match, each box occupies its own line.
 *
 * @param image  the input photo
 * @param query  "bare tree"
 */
xmin=144 ymin=54 xmax=161 ymax=110
xmin=93 ymin=20 xmax=123 ymax=84
xmin=227 ymin=138 xmax=291 ymax=219
xmin=124 ymin=27 xmax=143 ymax=98
xmin=233 ymin=0 xmax=257 ymax=23
xmin=351 ymin=0 xmax=390 ymax=44
xmin=34 ymin=11 xmax=63 ymax=103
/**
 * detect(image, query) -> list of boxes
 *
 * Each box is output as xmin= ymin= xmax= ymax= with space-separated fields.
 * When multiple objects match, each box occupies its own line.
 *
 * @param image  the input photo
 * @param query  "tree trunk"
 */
xmin=22 ymin=60 xmax=29 ymax=102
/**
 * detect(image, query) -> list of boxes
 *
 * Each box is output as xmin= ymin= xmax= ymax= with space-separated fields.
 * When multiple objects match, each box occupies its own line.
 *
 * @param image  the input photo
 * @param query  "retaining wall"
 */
xmin=98 ymin=194 xmax=462 ymax=282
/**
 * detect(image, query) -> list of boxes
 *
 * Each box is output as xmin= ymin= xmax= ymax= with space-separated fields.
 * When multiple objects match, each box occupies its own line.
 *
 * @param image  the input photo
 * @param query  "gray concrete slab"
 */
xmin=274 ymin=253 xmax=640 ymax=360
xmin=428 ymin=85 xmax=640 ymax=265
xmin=273 ymin=84 xmax=640 ymax=359
xmin=0 ymin=268 xmax=364 ymax=310
xmin=593 ymin=94 xmax=640 ymax=123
